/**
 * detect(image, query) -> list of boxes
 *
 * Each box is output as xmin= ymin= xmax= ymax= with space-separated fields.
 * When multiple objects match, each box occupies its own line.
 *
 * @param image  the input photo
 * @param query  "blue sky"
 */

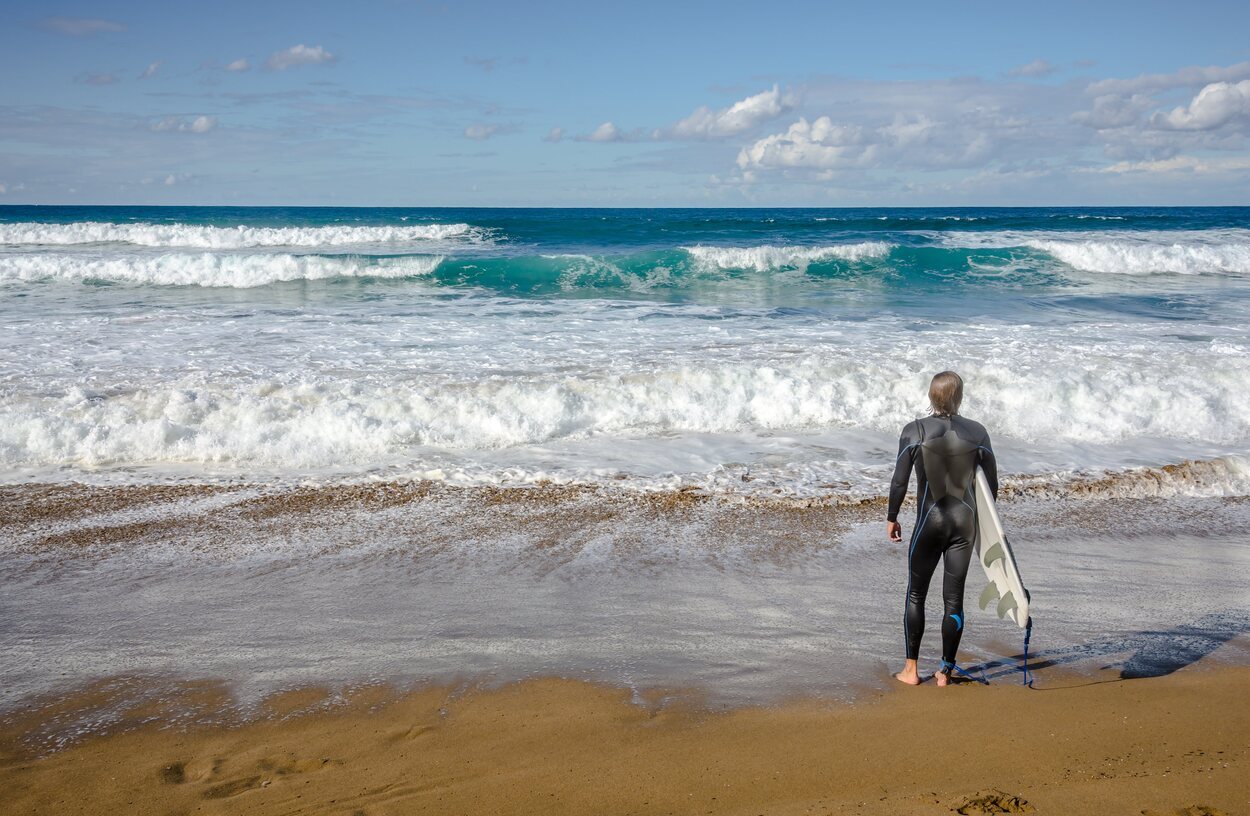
xmin=2 ymin=0 xmax=1250 ymax=205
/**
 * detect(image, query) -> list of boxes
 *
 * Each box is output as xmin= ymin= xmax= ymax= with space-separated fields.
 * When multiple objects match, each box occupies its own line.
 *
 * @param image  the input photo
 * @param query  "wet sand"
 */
xmin=1 ymin=665 xmax=1246 ymax=816
xmin=2 ymin=477 xmax=1248 ymax=814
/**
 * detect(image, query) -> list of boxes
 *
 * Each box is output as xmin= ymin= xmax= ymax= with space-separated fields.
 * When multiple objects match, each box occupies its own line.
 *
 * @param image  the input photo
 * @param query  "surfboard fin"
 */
xmin=982 ymin=542 xmax=1005 ymax=569
xmin=978 ymin=583 xmax=1001 ymax=611
xmin=996 ymin=591 xmax=1018 ymax=620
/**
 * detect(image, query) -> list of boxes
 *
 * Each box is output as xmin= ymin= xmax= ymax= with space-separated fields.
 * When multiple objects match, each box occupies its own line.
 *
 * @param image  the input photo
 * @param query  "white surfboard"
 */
xmin=973 ymin=466 xmax=1030 ymax=628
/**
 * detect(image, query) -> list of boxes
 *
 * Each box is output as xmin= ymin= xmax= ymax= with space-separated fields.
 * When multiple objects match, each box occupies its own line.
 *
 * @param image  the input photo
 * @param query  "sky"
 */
xmin=2 ymin=0 xmax=1250 ymax=206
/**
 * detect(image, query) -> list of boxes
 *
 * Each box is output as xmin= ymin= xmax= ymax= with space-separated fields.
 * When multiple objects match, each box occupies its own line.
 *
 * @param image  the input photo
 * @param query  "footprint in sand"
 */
xmin=158 ymin=762 xmax=185 ymax=785
xmin=255 ymin=754 xmax=342 ymax=775
xmin=953 ymin=789 xmax=1035 ymax=814
xmin=172 ymin=752 xmax=343 ymax=799
xmin=201 ymin=775 xmax=263 ymax=800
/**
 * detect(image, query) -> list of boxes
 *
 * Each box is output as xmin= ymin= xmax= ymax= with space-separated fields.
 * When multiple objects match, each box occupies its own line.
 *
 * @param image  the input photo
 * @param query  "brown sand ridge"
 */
xmin=1 ymin=666 xmax=1246 ymax=816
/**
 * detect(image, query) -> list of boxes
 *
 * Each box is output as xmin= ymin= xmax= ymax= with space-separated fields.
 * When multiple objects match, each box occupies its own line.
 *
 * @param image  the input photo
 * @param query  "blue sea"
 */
xmin=2 ymin=205 xmax=1248 ymax=495
xmin=3 ymin=206 xmax=1250 ymax=715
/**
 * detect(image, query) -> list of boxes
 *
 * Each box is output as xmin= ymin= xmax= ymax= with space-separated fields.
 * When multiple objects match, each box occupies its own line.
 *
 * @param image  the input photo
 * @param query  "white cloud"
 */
xmin=667 ymin=85 xmax=793 ymax=139
xmin=150 ymin=115 xmax=217 ymax=133
xmin=1088 ymin=62 xmax=1250 ymax=96
xmin=464 ymin=123 xmax=500 ymax=140
xmin=575 ymin=121 xmax=645 ymax=142
xmin=38 ymin=16 xmax=124 ymax=35
xmin=266 ymin=44 xmax=336 ymax=71
xmin=464 ymin=56 xmax=497 ymax=72
xmin=225 ymin=58 xmax=250 ymax=72
xmin=1010 ymin=59 xmax=1056 ymax=78
xmin=1099 ymin=154 xmax=1250 ymax=174
xmin=0 ymin=183 xmax=6 ymax=194
xmin=543 ymin=127 xmax=564 ymax=143
xmin=737 ymin=111 xmax=1010 ymax=176
xmin=737 ymin=117 xmax=865 ymax=171
xmin=139 ymin=61 xmax=162 ymax=79
xmin=1150 ymin=80 xmax=1250 ymax=131
xmin=588 ymin=122 xmax=622 ymax=142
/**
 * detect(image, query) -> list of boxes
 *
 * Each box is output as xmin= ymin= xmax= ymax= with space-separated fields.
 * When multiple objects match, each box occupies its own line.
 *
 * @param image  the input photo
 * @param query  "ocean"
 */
xmin=2 ymin=205 xmax=1249 ymax=494
xmin=3 ymin=206 xmax=1249 ymax=722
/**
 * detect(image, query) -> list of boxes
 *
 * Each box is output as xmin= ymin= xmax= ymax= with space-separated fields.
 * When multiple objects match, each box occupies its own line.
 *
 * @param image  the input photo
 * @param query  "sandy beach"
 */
xmin=2 ymin=664 xmax=1246 ymax=815
xmin=2 ymin=478 xmax=1249 ymax=814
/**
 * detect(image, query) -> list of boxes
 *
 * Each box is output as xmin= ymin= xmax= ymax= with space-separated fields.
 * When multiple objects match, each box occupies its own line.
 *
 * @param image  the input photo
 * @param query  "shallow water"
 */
xmin=3 ymin=485 xmax=1248 ymax=726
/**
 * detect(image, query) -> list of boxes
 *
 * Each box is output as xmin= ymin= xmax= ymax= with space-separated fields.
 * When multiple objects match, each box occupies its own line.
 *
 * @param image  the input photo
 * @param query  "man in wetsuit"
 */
xmin=886 ymin=371 xmax=997 ymax=686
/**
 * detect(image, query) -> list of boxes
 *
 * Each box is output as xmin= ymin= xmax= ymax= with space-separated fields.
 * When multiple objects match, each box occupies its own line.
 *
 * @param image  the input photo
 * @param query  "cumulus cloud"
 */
xmin=225 ymin=58 xmax=250 ymax=72
xmin=586 ymin=121 xmax=623 ymax=142
xmin=666 ymin=85 xmax=794 ymax=140
xmin=38 ymin=16 xmax=124 ymax=35
xmin=1150 ymin=80 xmax=1250 ymax=131
xmin=150 ymin=115 xmax=217 ymax=133
xmin=266 ymin=44 xmax=336 ymax=71
xmin=139 ymin=61 xmax=162 ymax=79
xmin=737 ymin=110 xmax=1011 ymax=176
xmin=543 ymin=127 xmax=564 ymax=143
xmin=574 ymin=121 xmax=648 ymax=142
xmin=736 ymin=117 xmax=864 ymax=171
xmin=1088 ymin=62 xmax=1250 ymax=96
xmin=1010 ymin=59 xmax=1056 ymax=78
xmin=463 ymin=123 xmax=500 ymax=140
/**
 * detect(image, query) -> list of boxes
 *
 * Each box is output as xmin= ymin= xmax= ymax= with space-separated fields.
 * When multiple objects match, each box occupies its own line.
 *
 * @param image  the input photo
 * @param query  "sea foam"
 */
xmin=0 ymin=221 xmax=483 ymax=248
xmin=682 ymin=243 xmax=893 ymax=272
xmin=944 ymin=230 xmax=1250 ymax=276
xmin=0 ymin=253 xmax=445 ymax=287
xmin=4 ymin=345 xmax=1247 ymax=485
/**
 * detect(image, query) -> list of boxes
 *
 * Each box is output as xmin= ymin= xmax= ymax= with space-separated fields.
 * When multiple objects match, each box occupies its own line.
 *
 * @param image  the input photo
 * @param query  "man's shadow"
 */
xmin=969 ymin=608 xmax=1250 ymax=682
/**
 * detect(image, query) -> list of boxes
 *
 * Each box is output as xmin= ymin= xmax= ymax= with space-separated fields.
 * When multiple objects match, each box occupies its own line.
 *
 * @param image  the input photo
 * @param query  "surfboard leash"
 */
xmin=1020 ymin=616 xmax=1036 ymax=688
xmin=940 ymin=660 xmax=990 ymax=685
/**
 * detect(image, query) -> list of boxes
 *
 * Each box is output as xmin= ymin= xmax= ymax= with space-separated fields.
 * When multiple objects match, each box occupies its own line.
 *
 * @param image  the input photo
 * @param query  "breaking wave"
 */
xmin=682 ymin=243 xmax=893 ymax=272
xmin=945 ymin=230 xmax=1250 ymax=276
xmin=3 ymin=348 xmax=1248 ymax=474
xmin=0 ymin=254 xmax=445 ymax=288
xmin=0 ymin=221 xmax=485 ymax=249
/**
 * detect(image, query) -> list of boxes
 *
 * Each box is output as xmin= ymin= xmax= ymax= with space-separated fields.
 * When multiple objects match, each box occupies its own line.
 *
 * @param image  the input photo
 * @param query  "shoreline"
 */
xmin=3 ymin=477 xmax=1248 ymax=715
xmin=1 ymin=663 xmax=1246 ymax=815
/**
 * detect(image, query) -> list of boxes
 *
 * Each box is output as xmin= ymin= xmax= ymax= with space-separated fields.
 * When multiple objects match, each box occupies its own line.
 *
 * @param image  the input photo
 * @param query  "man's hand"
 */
xmin=887 ymin=520 xmax=902 ymax=543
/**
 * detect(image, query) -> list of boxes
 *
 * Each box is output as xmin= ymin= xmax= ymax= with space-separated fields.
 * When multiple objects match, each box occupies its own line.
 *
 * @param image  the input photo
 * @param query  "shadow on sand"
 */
xmin=968 ymin=608 xmax=1250 ymax=683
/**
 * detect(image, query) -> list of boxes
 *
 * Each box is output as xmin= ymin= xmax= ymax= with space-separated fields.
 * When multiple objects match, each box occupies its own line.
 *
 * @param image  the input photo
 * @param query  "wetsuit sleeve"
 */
xmin=887 ymin=422 xmax=919 ymax=522
xmin=979 ymin=431 xmax=999 ymax=501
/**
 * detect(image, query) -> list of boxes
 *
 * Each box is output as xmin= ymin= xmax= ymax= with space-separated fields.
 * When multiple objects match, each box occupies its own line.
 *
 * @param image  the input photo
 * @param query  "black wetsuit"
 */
xmin=887 ymin=414 xmax=998 ymax=664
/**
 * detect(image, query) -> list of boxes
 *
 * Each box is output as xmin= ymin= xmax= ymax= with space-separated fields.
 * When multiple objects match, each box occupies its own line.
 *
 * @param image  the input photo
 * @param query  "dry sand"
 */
xmin=1 ymin=665 xmax=1245 ymax=816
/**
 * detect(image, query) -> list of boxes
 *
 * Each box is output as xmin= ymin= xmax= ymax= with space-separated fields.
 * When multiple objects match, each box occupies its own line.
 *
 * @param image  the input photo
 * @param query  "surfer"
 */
xmin=886 ymin=371 xmax=998 ymax=687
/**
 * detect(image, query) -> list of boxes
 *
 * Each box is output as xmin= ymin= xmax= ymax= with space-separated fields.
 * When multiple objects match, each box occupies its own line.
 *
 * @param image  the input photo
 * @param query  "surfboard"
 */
xmin=973 ymin=466 xmax=1030 ymax=628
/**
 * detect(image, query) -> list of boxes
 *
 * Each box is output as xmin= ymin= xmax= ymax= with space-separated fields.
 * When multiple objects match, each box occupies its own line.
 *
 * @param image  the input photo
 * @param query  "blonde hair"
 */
xmin=928 ymin=371 xmax=963 ymax=417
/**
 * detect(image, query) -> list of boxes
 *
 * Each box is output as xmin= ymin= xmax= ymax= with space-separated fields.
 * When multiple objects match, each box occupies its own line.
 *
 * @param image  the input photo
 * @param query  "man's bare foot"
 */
xmin=894 ymin=659 xmax=922 ymax=685
xmin=934 ymin=669 xmax=951 ymax=687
